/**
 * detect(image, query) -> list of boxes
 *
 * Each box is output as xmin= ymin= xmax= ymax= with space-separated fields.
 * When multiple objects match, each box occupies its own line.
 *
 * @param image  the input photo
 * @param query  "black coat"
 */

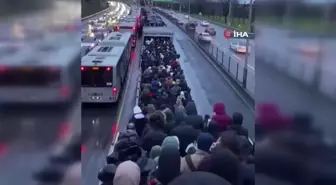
xmin=170 ymin=124 xmax=198 ymax=157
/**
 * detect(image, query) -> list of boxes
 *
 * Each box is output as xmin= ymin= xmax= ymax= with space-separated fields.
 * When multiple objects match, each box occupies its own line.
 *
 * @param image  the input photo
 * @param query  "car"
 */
xmin=198 ymin=32 xmax=212 ymax=42
xmin=177 ymin=20 xmax=184 ymax=25
xmin=205 ymin=27 xmax=216 ymax=35
xmin=230 ymin=40 xmax=250 ymax=53
xmin=189 ymin=20 xmax=197 ymax=26
xmin=185 ymin=22 xmax=197 ymax=30
xmin=201 ymin=21 xmax=209 ymax=26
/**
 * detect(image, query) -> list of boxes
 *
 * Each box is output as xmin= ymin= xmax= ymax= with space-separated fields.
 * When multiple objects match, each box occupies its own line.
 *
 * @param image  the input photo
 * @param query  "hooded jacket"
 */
xmin=170 ymin=124 xmax=198 ymax=157
xmin=185 ymin=102 xmax=198 ymax=116
xmin=255 ymin=103 xmax=291 ymax=139
xmin=211 ymin=102 xmax=232 ymax=130
xmin=162 ymin=108 xmax=175 ymax=134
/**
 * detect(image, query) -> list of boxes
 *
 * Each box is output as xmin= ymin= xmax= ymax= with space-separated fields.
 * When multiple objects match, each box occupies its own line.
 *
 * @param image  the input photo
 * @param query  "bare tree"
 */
xmin=221 ymin=0 xmax=238 ymax=24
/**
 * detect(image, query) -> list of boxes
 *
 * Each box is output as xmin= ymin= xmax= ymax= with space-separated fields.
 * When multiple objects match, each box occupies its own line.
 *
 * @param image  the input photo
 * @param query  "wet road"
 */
xmin=0 ymin=100 xmax=79 ymax=185
xmin=163 ymin=10 xmax=336 ymax=141
xmin=169 ymin=9 xmax=336 ymax=100
xmin=81 ymin=104 xmax=118 ymax=185
xmin=159 ymin=15 xmax=255 ymax=138
xmin=155 ymin=9 xmax=255 ymax=94
xmin=170 ymin=11 xmax=336 ymax=141
xmin=171 ymin=11 xmax=255 ymax=70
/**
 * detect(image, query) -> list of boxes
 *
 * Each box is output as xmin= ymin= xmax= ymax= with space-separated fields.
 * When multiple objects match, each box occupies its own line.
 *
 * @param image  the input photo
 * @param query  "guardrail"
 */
xmin=154 ymin=8 xmax=255 ymax=104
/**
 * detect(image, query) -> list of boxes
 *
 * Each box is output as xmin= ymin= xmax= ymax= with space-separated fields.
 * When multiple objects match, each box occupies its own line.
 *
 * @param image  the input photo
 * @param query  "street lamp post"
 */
xmin=228 ymin=0 xmax=232 ymax=26
xmin=242 ymin=0 xmax=253 ymax=88
xmin=188 ymin=0 xmax=191 ymax=20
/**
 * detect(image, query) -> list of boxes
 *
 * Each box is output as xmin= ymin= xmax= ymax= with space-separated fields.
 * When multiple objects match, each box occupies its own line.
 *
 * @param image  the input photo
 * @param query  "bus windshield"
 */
xmin=0 ymin=67 xmax=61 ymax=86
xmin=81 ymin=67 xmax=113 ymax=87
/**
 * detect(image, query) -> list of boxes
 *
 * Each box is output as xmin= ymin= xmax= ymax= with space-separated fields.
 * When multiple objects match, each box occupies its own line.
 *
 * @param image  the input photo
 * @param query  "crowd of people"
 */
xmin=30 ymin=14 xmax=336 ymax=185
xmin=97 ymin=36 xmax=254 ymax=185
xmin=97 ymin=32 xmax=336 ymax=185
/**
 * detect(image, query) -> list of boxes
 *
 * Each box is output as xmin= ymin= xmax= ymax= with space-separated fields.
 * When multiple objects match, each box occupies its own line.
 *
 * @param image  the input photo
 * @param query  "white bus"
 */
xmin=81 ymin=45 xmax=130 ymax=103
xmin=0 ymin=38 xmax=80 ymax=106
xmin=101 ymin=32 xmax=134 ymax=48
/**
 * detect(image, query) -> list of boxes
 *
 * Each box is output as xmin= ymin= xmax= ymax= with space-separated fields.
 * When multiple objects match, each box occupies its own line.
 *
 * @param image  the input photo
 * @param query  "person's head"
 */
xmin=198 ymin=148 xmax=241 ymax=185
xmin=142 ymin=131 xmax=166 ymax=153
xmin=232 ymin=112 xmax=243 ymax=125
xmin=145 ymin=104 xmax=156 ymax=115
xmin=162 ymin=136 xmax=180 ymax=150
xmin=197 ymin=133 xmax=214 ymax=153
xmin=168 ymin=172 xmax=231 ymax=185
xmin=113 ymin=161 xmax=140 ymax=185
xmin=98 ymin=164 xmax=118 ymax=183
xmin=115 ymin=137 xmax=141 ymax=162
xmin=117 ymin=130 xmax=138 ymax=143
xmin=127 ymin=122 xmax=136 ymax=130
xmin=256 ymin=103 xmax=291 ymax=130
xmin=214 ymin=130 xmax=241 ymax=157
xmin=174 ymin=107 xmax=187 ymax=125
xmin=162 ymin=108 xmax=174 ymax=123
xmin=148 ymin=111 xmax=165 ymax=130
xmin=149 ymin=145 xmax=162 ymax=159
xmin=292 ymin=112 xmax=313 ymax=133
xmin=157 ymin=145 xmax=181 ymax=184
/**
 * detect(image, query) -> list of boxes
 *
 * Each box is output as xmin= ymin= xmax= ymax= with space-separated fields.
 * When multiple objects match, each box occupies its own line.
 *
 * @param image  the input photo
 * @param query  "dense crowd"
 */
xmin=97 ymin=37 xmax=254 ymax=185
xmin=97 ymin=34 xmax=336 ymax=185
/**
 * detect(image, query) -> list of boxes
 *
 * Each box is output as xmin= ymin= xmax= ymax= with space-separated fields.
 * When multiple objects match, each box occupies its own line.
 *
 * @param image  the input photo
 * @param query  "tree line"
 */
xmin=155 ymin=0 xmax=254 ymax=22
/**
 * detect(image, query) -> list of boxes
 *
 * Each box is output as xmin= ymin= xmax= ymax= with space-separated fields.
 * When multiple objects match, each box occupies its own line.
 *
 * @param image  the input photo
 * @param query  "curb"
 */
xmin=135 ymin=72 xmax=142 ymax=106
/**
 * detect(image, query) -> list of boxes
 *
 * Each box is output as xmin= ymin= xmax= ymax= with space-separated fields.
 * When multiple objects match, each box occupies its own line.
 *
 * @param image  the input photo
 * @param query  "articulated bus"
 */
xmin=0 ymin=39 xmax=80 ymax=106
xmin=114 ymin=18 xmax=137 ymax=46
xmin=100 ymin=32 xmax=134 ymax=50
xmin=81 ymin=45 xmax=130 ymax=103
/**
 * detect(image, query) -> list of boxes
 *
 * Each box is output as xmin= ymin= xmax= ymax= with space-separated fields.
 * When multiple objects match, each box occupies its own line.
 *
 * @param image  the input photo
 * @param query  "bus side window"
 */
xmin=117 ymin=57 xmax=122 ymax=83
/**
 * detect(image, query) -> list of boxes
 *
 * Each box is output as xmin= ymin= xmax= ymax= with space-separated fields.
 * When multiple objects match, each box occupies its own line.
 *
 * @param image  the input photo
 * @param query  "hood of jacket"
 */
xmin=213 ymin=102 xmax=226 ymax=115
